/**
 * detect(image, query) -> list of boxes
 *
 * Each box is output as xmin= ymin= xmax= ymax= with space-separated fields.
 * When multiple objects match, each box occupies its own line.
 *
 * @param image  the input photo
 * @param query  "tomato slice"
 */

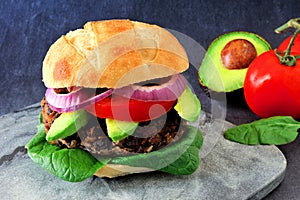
xmin=85 ymin=95 xmax=176 ymax=122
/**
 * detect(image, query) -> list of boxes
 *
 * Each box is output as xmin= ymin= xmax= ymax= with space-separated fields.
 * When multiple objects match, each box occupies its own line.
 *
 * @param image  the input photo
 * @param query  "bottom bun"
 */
xmin=94 ymin=164 xmax=154 ymax=178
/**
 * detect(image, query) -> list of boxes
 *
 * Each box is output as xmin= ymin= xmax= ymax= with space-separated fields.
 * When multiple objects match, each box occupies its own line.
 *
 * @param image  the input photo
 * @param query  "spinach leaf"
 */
xmin=224 ymin=116 xmax=300 ymax=145
xmin=110 ymin=125 xmax=203 ymax=175
xmin=26 ymin=124 xmax=109 ymax=182
xmin=27 ymin=123 xmax=203 ymax=181
xmin=159 ymin=143 xmax=201 ymax=175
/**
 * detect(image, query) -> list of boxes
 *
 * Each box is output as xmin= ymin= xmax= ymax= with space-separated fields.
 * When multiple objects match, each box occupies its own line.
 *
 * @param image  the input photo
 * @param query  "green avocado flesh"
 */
xmin=199 ymin=31 xmax=271 ymax=92
xmin=46 ymin=110 xmax=89 ymax=142
xmin=106 ymin=119 xmax=138 ymax=142
xmin=174 ymin=86 xmax=201 ymax=122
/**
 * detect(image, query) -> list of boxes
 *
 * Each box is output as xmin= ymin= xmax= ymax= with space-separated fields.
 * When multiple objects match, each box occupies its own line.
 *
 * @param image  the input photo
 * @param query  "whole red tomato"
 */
xmin=277 ymin=34 xmax=300 ymax=53
xmin=244 ymin=49 xmax=300 ymax=119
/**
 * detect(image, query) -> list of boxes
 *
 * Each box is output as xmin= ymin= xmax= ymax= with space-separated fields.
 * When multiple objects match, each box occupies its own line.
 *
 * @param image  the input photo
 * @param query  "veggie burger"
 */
xmin=26 ymin=19 xmax=203 ymax=182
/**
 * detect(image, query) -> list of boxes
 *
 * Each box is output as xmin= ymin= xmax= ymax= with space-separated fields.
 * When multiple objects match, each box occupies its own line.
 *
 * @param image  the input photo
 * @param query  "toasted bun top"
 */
xmin=42 ymin=19 xmax=189 ymax=88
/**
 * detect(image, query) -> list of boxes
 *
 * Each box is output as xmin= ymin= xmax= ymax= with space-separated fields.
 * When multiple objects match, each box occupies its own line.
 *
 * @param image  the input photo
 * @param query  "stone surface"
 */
xmin=0 ymin=104 xmax=286 ymax=200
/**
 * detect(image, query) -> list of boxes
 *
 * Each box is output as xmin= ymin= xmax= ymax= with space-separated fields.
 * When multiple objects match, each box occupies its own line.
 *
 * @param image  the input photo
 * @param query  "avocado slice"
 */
xmin=46 ymin=110 xmax=89 ymax=142
xmin=106 ymin=119 xmax=138 ymax=142
xmin=199 ymin=31 xmax=271 ymax=92
xmin=174 ymin=86 xmax=201 ymax=122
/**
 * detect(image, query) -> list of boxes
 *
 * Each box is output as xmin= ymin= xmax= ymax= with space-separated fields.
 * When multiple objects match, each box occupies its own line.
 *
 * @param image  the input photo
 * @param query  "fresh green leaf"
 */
xmin=27 ymin=123 xmax=203 ymax=181
xmin=26 ymin=124 xmax=109 ymax=182
xmin=110 ymin=125 xmax=203 ymax=175
xmin=224 ymin=116 xmax=300 ymax=145
xmin=159 ymin=142 xmax=201 ymax=175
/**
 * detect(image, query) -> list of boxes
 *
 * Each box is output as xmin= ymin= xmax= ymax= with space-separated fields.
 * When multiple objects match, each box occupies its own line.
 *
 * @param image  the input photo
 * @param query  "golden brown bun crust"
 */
xmin=42 ymin=19 xmax=189 ymax=88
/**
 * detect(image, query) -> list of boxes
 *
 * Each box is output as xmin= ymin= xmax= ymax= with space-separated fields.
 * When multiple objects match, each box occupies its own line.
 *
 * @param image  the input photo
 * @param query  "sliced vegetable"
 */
xmin=106 ymin=118 xmax=138 ymax=142
xmin=46 ymin=87 xmax=113 ymax=113
xmin=85 ymin=95 xmax=176 ymax=122
xmin=224 ymin=116 xmax=300 ymax=145
xmin=114 ymin=74 xmax=187 ymax=101
xmin=46 ymin=110 xmax=89 ymax=142
xmin=45 ymin=74 xmax=190 ymax=122
xmin=174 ymin=86 xmax=201 ymax=122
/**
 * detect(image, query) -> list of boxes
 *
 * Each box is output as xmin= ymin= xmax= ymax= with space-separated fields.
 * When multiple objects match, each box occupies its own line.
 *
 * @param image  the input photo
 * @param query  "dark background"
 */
xmin=0 ymin=0 xmax=300 ymax=199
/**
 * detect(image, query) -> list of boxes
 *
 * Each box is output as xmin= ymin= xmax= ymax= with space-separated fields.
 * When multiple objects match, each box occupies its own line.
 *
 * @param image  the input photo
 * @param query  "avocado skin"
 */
xmin=199 ymin=31 xmax=271 ymax=93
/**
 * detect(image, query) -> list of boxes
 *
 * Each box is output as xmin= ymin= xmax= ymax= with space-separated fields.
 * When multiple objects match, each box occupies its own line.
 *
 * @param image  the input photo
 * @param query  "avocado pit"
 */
xmin=221 ymin=39 xmax=257 ymax=70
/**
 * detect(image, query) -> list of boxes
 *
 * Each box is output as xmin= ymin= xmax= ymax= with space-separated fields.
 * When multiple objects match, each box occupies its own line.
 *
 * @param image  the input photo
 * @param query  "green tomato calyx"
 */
xmin=274 ymin=18 xmax=300 ymax=67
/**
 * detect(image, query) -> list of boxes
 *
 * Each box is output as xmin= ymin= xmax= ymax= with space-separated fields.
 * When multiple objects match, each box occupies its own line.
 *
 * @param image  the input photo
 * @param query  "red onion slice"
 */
xmin=114 ymin=74 xmax=187 ymax=101
xmin=45 ymin=87 xmax=113 ymax=113
xmin=45 ymin=74 xmax=186 ymax=113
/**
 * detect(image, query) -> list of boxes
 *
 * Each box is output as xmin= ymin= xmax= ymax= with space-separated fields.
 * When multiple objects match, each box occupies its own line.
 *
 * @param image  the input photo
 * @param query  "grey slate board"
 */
xmin=0 ymin=104 xmax=286 ymax=200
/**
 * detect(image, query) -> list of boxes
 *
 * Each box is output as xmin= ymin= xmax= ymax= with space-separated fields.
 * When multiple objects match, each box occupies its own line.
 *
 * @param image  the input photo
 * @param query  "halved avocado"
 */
xmin=199 ymin=31 xmax=271 ymax=92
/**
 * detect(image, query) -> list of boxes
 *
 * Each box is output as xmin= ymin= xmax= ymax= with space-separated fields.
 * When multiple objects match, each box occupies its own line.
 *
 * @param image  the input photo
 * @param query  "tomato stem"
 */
xmin=285 ymin=29 xmax=300 ymax=55
xmin=275 ymin=18 xmax=300 ymax=34
xmin=275 ymin=18 xmax=300 ymax=66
